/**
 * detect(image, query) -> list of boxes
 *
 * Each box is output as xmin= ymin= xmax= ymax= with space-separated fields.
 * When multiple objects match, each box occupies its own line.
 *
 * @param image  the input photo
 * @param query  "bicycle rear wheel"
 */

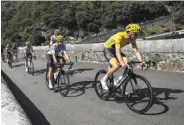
xmin=94 ymin=70 xmax=112 ymax=101
xmin=123 ymin=74 xmax=153 ymax=114
xmin=59 ymin=70 xmax=70 ymax=97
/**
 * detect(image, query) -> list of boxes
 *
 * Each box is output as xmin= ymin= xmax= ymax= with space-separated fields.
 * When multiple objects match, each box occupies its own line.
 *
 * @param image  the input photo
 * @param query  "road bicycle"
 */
xmin=25 ymin=54 xmax=36 ymax=76
xmin=46 ymin=52 xmax=73 ymax=96
xmin=94 ymin=61 xmax=156 ymax=114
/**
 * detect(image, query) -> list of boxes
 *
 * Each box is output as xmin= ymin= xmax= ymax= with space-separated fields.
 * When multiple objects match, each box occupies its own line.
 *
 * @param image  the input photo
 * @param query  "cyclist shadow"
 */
xmin=13 ymin=57 xmax=25 ymax=62
xmin=66 ymin=81 xmax=94 ymax=97
xmin=34 ymin=69 xmax=47 ymax=76
xmin=12 ymin=63 xmax=24 ymax=68
xmin=143 ymin=87 xmax=184 ymax=115
xmin=113 ymin=87 xmax=184 ymax=115
xmin=152 ymin=87 xmax=184 ymax=101
xmin=67 ymin=68 xmax=93 ymax=77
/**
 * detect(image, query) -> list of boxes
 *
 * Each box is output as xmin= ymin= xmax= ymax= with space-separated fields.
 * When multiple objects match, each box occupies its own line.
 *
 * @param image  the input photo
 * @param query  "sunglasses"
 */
xmin=134 ymin=33 xmax=139 ymax=37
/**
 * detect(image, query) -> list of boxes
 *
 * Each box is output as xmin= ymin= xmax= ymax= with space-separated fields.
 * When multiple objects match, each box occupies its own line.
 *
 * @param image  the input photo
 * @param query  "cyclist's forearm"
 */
xmin=116 ymin=53 xmax=125 ymax=65
xmin=64 ymin=51 xmax=71 ymax=62
xmin=32 ymin=51 xmax=35 ymax=56
xmin=52 ymin=53 xmax=57 ymax=62
xmin=135 ymin=51 xmax=143 ymax=62
xmin=24 ymin=52 xmax=26 ymax=57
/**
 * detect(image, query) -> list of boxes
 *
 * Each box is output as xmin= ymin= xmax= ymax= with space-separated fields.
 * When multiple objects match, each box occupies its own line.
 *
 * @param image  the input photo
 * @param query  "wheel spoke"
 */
xmin=59 ymin=72 xmax=70 ymax=97
xmin=124 ymin=75 xmax=153 ymax=113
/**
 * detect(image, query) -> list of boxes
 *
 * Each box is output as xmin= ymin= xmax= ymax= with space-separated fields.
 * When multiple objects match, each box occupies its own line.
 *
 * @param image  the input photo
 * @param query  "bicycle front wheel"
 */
xmin=58 ymin=70 xmax=70 ymax=97
xmin=29 ymin=62 xmax=34 ymax=76
xmin=123 ymin=74 xmax=153 ymax=114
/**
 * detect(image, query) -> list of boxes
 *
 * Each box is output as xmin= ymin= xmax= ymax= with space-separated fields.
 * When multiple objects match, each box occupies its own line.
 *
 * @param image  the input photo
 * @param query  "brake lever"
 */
xmin=127 ymin=65 xmax=131 ymax=69
xmin=68 ymin=62 xmax=73 ymax=69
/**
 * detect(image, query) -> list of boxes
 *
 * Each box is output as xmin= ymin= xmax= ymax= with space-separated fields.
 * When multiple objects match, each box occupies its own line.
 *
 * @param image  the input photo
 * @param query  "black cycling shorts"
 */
xmin=47 ymin=54 xmax=63 ymax=69
xmin=103 ymin=48 xmax=126 ymax=62
xmin=25 ymin=53 xmax=32 ymax=61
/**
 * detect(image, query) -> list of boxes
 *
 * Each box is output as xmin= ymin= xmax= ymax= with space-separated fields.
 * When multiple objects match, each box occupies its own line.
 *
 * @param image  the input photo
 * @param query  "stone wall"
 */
xmin=18 ymin=39 xmax=184 ymax=72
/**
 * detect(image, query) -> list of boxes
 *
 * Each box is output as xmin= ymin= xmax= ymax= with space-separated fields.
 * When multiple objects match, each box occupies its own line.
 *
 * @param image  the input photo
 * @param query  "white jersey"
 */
xmin=24 ymin=46 xmax=34 ymax=54
xmin=48 ymin=43 xmax=66 ymax=55
xmin=5 ymin=47 xmax=12 ymax=53
xmin=50 ymin=35 xmax=57 ymax=46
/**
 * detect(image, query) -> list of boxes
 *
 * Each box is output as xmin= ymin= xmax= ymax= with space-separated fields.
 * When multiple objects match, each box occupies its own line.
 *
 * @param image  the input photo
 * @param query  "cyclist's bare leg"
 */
xmin=25 ymin=57 xmax=28 ymax=67
xmin=63 ymin=51 xmax=71 ymax=63
xmin=102 ymin=60 xmax=120 ymax=81
xmin=25 ymin=56 xmax=29 ymax=72
xmin=48 ymin=67 xmax=53 ymax=81
xmin=48 ymin=66 xmax=54 ymax=89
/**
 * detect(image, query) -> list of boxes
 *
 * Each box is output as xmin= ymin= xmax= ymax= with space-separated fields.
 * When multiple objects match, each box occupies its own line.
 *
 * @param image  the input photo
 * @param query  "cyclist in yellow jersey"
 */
xmin=101 ymin=24 xmax=147 ymax=90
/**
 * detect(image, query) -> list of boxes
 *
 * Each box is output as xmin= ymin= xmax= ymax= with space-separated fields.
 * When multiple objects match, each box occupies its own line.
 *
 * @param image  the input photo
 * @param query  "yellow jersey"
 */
xmin=104 ymin=32 xmax=134 ymax=49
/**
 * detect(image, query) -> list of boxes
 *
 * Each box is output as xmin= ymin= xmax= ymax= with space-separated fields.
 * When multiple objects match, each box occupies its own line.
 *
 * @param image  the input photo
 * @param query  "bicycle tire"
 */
xmin=58 ymin=56 xmax=66 ymax=69
xmin=94 ymin=70 xmax=112 ymax=101
xmin=30 ymin=62 xmax=34 ymax=76
xmin=59 ymin=70 xmax=70 ymax=97
xmin=123 ymin=74 xmax=153 ymax=114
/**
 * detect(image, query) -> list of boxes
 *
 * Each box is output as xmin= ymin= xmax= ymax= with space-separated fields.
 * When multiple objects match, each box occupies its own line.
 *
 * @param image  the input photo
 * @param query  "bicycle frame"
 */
xmin=28 ymin=56 xmax=32 ymax=63
xmin=108 ymin=61 xmax=144 ymax=93
xmin=109 ymin=67 xmax=131 ymax=92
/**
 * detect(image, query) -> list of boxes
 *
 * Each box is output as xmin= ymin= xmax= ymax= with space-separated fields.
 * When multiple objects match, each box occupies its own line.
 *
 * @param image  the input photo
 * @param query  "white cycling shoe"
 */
xmin=100 ymin=79 xmax=109 ymax=90
xmin=26 ymin=68 xmax=28 ymax=72
xmin=49 ymin=82 xmax=53 ymax=89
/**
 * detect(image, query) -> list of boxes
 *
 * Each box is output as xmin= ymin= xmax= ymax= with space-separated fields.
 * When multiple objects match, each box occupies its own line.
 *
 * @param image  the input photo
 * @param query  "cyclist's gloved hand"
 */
xmin=141 ymin=61 xmax=148 ymax=70
xmin=70 ymin=62 xmax=73 ymax=66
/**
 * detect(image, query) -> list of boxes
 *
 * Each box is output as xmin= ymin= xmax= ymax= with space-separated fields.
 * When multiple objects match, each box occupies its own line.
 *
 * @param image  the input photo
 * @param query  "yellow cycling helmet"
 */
xmin=6 ymin=44 xmax=10 ymax=47
xmin=56 ymin=35 xmax=64 ymax=41
xmin=126 ymin=24 xmax=141 ymax=33
xmin=26 ymin=41 xmax=31 ymax=45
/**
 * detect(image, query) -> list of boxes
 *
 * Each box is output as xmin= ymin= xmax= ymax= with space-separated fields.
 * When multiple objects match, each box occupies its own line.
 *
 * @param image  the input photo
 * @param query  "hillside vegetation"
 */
xmin=1 ymin=1 xmax=184 ymax=45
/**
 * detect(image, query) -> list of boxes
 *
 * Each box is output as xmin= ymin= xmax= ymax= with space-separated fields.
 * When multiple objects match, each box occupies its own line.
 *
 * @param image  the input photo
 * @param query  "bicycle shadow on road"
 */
xmin=143 ymin=87 xmax=184 ymax=115
xmin=66 ymin=81 xmax=94 ymax=97
xmin=13 ymin=57 xmax=25 ymax=62
xmin=34 ymin=68 xmax=47 ymax=76
xmin=12 ymin=63 xmax=24 ymax=68
xmin=67 ymin=68 xmax=93 ymax=77
xmin=1 ymin=70 xmax=51 ymax=125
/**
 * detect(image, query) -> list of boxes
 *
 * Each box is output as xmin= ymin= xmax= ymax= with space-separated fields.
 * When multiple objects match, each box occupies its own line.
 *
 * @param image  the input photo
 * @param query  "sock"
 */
xmin=102 ymin=75 xmax=108 ymax=82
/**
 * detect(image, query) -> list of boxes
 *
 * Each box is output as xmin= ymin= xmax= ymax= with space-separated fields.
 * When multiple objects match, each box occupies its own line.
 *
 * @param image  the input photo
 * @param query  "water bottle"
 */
xmin=114 ymin=75 xmax=124 ymax=86
xmin=54 ymin=70 xmax=59 ymax=79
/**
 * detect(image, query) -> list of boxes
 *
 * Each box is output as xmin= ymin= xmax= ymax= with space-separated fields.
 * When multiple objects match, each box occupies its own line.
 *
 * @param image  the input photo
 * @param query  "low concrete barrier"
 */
xmin=1 ymin=76 xmax=32 ymax=125
xmin=18 ymin=39 xmax=184 ymax=72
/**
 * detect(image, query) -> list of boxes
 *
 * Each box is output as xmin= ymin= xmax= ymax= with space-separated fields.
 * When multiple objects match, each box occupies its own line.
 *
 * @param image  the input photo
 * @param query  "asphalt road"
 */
xmin=1 ymin=58 xmax=184 ymax=125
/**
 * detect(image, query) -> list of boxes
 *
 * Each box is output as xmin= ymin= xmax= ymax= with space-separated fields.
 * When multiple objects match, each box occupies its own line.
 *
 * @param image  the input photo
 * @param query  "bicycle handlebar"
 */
xmin=126 ymin=61 xmax=156 ymax=70
xmin=24 ymin=55 xmax=36 ymax=60
xmin=55 ymin=62 xmax=73 ymax=69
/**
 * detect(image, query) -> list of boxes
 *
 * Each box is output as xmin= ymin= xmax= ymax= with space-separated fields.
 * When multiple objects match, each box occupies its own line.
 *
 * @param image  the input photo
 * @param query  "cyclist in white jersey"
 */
xmin=50 ymin=29 xmax=60 ymax=47
xmin=47 ymin=35 xmax=73 ymax=89
xmin=24 ymin=41 xmax=35 ymax=72
xmin=5 ymin=44 xmax=13 ymax=63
